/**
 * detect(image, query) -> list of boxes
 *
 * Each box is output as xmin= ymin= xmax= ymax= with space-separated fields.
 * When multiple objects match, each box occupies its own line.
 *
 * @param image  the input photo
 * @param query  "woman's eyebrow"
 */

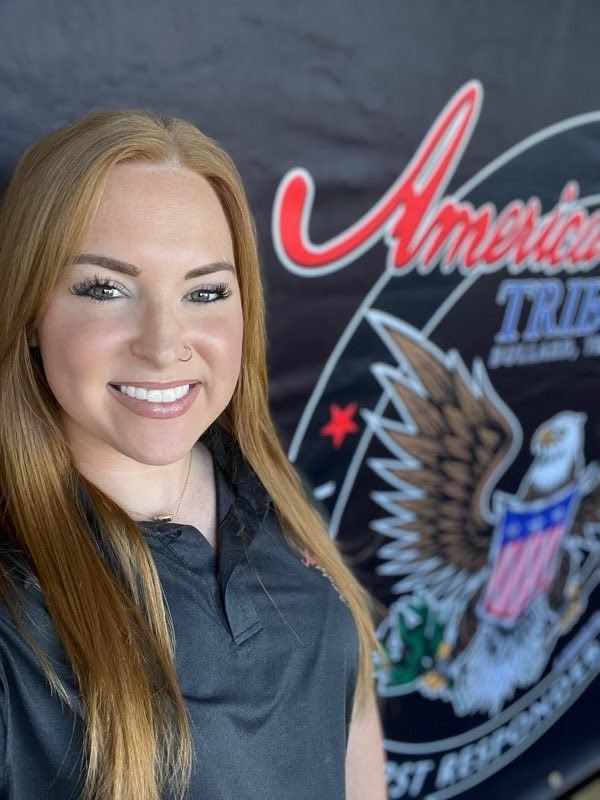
xmin=73 ymin=253 xmax=236 ymax=279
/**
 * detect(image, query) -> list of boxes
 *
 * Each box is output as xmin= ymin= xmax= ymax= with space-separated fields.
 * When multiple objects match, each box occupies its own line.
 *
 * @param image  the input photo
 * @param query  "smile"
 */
xmin=107 ymin=382 xmax=202 ymax=419
xmin=112 ymin=383 xmax=194 ymax=402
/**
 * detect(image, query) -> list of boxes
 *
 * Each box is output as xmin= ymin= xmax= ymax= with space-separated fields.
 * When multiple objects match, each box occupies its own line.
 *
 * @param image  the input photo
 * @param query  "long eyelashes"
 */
xmin=69 ymin=274 xmax=233 ymax=304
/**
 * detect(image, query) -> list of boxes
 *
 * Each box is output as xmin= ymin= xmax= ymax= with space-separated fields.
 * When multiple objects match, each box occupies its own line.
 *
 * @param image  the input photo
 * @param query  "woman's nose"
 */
xmin=129 ymin=303 xmax=188 ymax=367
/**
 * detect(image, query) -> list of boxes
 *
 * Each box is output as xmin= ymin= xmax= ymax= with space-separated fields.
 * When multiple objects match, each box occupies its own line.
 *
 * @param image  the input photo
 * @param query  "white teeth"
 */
xmin=118 ymin=384 xmax=191 ymax=403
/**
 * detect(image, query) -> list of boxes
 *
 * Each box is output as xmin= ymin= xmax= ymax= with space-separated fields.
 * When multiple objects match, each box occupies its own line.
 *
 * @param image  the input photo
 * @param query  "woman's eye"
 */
xmin=69 ymin=275 xmax=125 ymax=303
xmin=69 ymin=275 xmax=233 ymax=304
xmin=189 ymin=283 xmax=233 ymax=303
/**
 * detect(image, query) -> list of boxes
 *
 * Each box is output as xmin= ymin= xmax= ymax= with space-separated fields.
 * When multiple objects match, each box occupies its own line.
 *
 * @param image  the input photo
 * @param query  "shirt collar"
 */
xmin=140 ymin=424 xmax=272 ymax=646
xmin=75 ymin=422 xmax=273 ymax=577
xmin=200 ymin=422 xmax=272 ymax=525
xmin=199 ymin=422 xmax=273 ymax=585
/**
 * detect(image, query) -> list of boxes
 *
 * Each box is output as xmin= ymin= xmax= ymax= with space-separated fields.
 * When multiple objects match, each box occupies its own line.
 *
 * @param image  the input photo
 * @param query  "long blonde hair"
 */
xmin=0 ymin=109 xmax=389 ymax=800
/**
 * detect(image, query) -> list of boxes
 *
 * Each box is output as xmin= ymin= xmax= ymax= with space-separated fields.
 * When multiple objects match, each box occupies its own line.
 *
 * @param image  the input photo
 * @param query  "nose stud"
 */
xmin=179 ymin=346 xmax=192 ymax=362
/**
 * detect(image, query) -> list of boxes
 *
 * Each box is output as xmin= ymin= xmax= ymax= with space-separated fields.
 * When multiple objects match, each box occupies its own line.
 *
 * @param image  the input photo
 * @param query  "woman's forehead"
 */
xmin=98 ymin=164 xmax=224 ymax=218
xmin=82 ymin=166 xmax=234 ymax=258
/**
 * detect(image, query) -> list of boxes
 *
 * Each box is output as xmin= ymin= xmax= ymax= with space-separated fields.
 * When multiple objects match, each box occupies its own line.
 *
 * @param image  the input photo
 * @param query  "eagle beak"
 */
xmin=538 ymin=427 xmax=555 ymax=446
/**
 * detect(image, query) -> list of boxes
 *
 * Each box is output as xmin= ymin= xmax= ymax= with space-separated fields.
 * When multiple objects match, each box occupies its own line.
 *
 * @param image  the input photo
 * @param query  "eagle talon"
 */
xmin=436 ymin=640 xmax=452 ymax=660
xmin=566 ymin=581 xmax=581 ymax=600
xmin=558 ymin=599 xmax=584 ymax=631
xmin=421 ymin=670 xmax=448 ymax=693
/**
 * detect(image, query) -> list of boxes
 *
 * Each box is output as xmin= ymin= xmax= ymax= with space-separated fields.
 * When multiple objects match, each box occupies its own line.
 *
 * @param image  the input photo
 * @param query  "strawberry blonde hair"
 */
xmin=0 ymin=109 xmax=388 ymax=800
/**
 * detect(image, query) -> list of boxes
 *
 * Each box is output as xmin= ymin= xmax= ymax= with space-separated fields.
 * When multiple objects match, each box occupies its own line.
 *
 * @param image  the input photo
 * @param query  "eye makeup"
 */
xmin=69 ymin=274 xmax=233 ymax=304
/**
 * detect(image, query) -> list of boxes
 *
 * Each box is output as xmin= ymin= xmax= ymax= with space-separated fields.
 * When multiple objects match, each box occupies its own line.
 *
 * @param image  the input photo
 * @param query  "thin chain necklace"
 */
xmin=120 ymin=449 xmax=193 ymax=523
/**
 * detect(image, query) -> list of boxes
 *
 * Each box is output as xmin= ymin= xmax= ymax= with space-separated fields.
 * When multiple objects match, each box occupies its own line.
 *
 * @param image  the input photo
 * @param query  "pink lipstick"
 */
xmin=107 ymin=382 xmax=202 ymax=419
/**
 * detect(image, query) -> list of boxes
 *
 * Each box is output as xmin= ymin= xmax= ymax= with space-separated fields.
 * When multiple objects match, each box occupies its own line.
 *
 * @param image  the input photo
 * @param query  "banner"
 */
xmin=275 ymin=82 xmax=600 ymax=799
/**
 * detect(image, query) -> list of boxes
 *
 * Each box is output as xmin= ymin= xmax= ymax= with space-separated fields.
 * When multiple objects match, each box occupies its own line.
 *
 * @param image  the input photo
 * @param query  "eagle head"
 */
xmin=525 ymin=411 xmax=587 ymax=495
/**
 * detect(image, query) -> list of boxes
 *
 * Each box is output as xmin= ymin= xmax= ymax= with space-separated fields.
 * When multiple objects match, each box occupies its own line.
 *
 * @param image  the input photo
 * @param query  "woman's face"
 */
xmin=28 ymin=162 xmax=244 ymax=467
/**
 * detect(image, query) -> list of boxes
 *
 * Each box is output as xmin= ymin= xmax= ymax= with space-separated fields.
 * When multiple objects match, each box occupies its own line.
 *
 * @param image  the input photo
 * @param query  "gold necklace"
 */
xmin=120 ymin=450 xmax=193 ymax=523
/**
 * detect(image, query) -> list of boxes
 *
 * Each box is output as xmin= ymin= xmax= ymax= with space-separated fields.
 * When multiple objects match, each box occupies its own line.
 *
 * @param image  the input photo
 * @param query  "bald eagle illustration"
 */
xmin=364 ymin=311 xmax=600 ymax=716
xmin=520 ymin=412 xmax=586 ymax=500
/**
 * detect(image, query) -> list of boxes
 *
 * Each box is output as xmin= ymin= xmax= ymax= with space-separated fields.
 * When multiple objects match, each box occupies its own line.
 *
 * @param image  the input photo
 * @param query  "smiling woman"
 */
xmin=26 ymin=161 xmax=245 ymax=470
xmin=0 ymin=109 xmax=388 ymax=800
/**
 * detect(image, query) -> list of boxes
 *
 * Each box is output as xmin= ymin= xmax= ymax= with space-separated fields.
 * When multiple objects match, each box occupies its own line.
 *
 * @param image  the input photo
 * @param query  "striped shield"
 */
xmin=479 ymin=484 xmax=581 ymax=626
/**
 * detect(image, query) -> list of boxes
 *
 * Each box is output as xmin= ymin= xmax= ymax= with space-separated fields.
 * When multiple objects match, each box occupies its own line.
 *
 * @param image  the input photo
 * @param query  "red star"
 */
xmin=320 ymin=402 xmax=359 ymax=449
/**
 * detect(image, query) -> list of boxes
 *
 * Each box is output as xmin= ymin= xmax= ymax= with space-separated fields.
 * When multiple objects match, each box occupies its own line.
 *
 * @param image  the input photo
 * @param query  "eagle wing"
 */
xmin=365 ymin=312 xmax=522 ymax=601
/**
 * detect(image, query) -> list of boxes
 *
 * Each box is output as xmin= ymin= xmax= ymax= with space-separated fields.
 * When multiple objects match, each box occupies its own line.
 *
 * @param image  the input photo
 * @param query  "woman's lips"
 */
xmin=106 ymin=382 xmax=202 ymax=419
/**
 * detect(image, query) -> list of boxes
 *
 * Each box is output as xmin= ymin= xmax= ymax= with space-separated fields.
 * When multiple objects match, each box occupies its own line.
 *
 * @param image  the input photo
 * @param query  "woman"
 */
xmin=0 ymin=109 xmax=389 ymax=799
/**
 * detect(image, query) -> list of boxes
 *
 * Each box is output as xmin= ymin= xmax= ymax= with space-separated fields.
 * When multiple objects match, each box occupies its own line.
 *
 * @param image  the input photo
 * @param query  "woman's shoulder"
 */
xmin=0 ymin=550 xmax=68 ymax=671
xmin=0 ymin=546 xmax=44 ymax=600
xmin=0 ymin=548 xmax=42 ymax=615
xmin=0 ymin=552 xmax=39 ymax=760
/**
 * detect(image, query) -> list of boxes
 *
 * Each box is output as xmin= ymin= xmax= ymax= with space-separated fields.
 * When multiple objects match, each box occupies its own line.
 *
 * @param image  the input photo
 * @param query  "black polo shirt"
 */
xmin=0 ymin=424 xmax=359 ymax=799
